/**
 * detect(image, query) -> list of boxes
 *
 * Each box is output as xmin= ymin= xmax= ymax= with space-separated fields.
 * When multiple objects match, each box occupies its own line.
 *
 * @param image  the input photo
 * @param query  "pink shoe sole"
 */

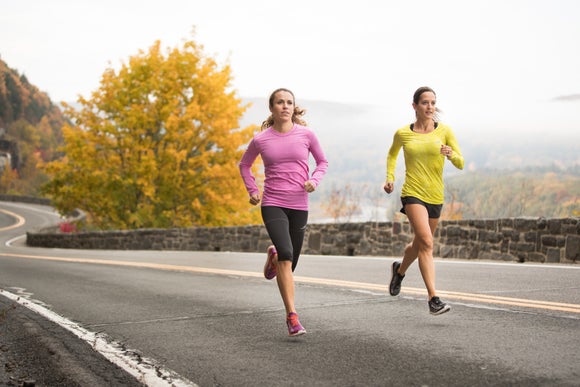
xmin=264 ymin=245 xmax=277 ymax=280
xmin=287 ymin=312 xmax=306 ymax=336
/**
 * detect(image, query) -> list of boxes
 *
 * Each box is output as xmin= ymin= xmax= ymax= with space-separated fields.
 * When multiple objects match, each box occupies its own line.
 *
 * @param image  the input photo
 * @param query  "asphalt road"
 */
xmin=1 ymin=201 xmax=579 ymax=386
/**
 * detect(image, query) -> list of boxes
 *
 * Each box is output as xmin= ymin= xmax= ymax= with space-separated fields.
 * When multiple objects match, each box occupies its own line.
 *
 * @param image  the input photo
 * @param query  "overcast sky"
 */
xmin=1 ymin=0 xmax=579 ymax=137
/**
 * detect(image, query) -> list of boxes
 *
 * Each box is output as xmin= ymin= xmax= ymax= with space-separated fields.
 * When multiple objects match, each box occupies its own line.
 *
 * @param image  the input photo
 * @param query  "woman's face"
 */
xmin=269 ymin=90 xmax=294 ymax=123
xmin=413 ymin=91 xmax=436 ymax=120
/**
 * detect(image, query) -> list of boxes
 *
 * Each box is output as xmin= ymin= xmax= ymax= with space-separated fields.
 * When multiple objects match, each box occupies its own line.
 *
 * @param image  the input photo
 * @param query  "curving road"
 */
xmin=1 ymin=201 xmax=579 ymax=386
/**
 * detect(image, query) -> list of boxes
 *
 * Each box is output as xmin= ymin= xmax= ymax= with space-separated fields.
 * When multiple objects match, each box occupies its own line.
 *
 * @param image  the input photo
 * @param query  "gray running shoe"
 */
xmin=429 ymin=296 xmax=451 ymax=315
xmin=389 ymin=261 xmax=405 ymax=296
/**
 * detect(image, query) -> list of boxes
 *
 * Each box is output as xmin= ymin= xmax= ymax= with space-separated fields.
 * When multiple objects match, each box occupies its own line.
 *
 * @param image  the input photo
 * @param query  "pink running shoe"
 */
xmin=264 ymin=245 xmax=277 ymax=280
xmin=286 ymin=312 xmax=306 ymax=337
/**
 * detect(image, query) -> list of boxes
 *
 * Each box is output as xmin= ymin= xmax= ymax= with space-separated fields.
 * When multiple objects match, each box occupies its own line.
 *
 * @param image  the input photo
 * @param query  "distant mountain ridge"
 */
xmin=0 ymin=57 xmax=66 ymax=195
xmin=240 ymin=97 xmax=580 ymax=174
xmin=240 ymin=97 xmax=580 ymax=221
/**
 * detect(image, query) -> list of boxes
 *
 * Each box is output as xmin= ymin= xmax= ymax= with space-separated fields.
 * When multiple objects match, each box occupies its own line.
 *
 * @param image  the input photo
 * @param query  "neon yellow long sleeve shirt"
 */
xmin=386 ymin=122 xmax=464 ymax=205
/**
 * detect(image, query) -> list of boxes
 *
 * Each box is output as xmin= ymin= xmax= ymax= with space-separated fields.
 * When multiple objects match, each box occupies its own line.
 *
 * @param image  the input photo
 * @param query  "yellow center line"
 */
xmin=2 ymin=252 xmax=579 ymax=314
xmin=0 ymin=209 xmax=26 ymax=231
xmin=292 ymin=276 xmax=580 ymax=314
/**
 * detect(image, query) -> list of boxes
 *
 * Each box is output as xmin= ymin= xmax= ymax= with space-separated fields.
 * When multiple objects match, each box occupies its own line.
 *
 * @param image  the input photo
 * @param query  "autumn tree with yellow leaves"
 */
xmin=321 ymin=184 xmax=361 ymax=222
xmin=41 ymin=38 xmax=261 ymax=229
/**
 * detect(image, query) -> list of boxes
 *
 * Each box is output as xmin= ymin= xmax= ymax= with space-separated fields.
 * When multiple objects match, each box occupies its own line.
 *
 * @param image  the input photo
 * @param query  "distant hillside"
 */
xmin=445 ymin=169 xmax=580 ymax=219
xmin=240 ymin=97 xmax=580 ymax=174
xmin=0 ymin=57 xmax=67 ymax=195
xmin=240 ymin=98 xmax=580 ymax=222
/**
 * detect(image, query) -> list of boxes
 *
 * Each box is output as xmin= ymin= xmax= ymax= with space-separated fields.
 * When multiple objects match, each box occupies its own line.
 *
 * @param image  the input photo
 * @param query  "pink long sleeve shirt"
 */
xmin=239 ymin=124 xmax=328 ymax=211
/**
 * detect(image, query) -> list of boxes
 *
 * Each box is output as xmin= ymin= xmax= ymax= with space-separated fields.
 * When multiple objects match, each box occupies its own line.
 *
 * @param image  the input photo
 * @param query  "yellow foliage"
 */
xmin=41 ymin=36 xmax=261 ymax=229
xmin=0 ymin=167 xmax=19 ymax=194
xmin=321 ymin=184 xmax=361 ymax=222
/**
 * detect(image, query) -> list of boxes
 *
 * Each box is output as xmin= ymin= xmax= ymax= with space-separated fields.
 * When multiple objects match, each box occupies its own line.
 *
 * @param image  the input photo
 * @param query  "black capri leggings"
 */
xmin=261 ymin=206 xmax=308 ymax=272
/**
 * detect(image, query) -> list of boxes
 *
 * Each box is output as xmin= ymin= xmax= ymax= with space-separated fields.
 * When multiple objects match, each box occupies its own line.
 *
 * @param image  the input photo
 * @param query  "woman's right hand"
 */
xmin=383 ymin=182 xmax=394 ymax=194
xmin=249 ymin=194 xmax=261 ymax=206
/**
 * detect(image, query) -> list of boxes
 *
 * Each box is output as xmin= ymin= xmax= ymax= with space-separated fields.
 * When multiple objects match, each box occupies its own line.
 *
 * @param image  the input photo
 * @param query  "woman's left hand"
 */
xmin=304 ymin=180 xmax=316 ymax=193
xmin=440 ymin=144 xmax=453 ymax=158
xmin=249 ymin=194 xmax=261 ymax=206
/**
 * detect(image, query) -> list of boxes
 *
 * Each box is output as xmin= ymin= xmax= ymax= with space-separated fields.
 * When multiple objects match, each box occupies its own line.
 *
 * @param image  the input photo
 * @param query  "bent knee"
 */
xmin=414 ymin=235 xmax=434 ymax=251
xmin=276 ymin=247 xmax=293 ymax=261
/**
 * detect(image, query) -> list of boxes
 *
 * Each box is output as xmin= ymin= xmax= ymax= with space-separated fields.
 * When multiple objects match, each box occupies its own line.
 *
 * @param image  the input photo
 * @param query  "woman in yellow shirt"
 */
xmin=384 ymin=86 xmax=464 ymax=315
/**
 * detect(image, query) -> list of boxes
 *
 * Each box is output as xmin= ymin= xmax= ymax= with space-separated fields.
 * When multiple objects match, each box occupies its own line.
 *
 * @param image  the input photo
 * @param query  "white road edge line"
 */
xmin=0 ymin=289 xmax=198 ymax=387
xmin=5 ymin=234 xmax=26 ymax=247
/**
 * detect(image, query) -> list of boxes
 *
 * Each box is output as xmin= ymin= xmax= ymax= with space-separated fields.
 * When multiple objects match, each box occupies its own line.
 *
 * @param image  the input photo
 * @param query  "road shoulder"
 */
xmin=0 ymin=294 xmax=143 ymax=386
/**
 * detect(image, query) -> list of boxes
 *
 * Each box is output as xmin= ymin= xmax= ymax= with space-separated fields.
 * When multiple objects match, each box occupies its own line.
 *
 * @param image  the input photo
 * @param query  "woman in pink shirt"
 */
xmin=239 ymin=88 xmax=328 ymax=336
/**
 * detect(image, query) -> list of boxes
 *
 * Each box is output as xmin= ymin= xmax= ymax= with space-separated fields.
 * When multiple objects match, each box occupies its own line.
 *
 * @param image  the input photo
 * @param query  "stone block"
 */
xmin=546 ymin=248 xmax=561 ymax=263
xmin=323 ymin=232 xmax=336 ymax=244
xmin=392 ymin=222 xmax=402 ymax=235
xmin=511 ymin=242 xmax=535 ymax=252
xmin=308 ymin=232 xmax=321 ymax=251
xmin=514 ymin=218 xmax=539 ymax=231
xmin=541 ymin=235 xmax=566 ymax=248
xmin=346 ymin=233 xmax=361 ymax=244
xmin=524 ymin=231 xmax=537 ymax=243
xmin=479 ymin=230 xmax=502 ymax=243
xmin=479 ymin=251 xmax=515 ymax=261
xmin=547 ymin=219 xmax=562 ymax=234
xmin=439 ymin=245 xmax=454 ymax=258
xmin=499 ymin=218 xmax=514 ymax=230
xmin=516 ymin=252 xmax=527 ymax=263
xmin=565 ymin=235 xmax=580 ymax=261
xmin=502 ymin=230 xmax=520 ymax=241
xmin=456 ymin=245 xmax=478 ymax=259
xmin=446 ymin=226 xmax=465 ymax=238
xmin=527 ymin=252 xmax=546 ymax=263
xmin=358 ymin=240 xmax=372 ymax=255
xmin=536 ymin=217 xmax=547 ymax=230
xmin=320 ymin=245 xmax=333 ymax=255
xmin=472 ymin=219 xmax=488 ymax=229
xmin=468 ymin=229 xmax=478 ymax=240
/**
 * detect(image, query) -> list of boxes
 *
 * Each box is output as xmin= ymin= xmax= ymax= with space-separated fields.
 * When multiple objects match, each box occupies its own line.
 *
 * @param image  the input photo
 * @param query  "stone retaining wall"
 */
xmin=25 ymin=217 xmax=579 ymax=264
xmin=3 ymin=194 xmax=577 ymax=264
xmin=0 ymin=195 xmax=50 ymax=205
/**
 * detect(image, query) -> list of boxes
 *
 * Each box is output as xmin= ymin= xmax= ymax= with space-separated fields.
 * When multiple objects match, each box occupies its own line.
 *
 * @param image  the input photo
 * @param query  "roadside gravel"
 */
xmin=0 ymin=295 xmax=143 ymax=387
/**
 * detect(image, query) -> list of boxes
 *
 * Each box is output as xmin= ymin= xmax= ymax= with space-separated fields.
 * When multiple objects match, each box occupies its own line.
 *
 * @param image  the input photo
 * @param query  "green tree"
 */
xmin=42 ymin=37 xmax=260 ymax=229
